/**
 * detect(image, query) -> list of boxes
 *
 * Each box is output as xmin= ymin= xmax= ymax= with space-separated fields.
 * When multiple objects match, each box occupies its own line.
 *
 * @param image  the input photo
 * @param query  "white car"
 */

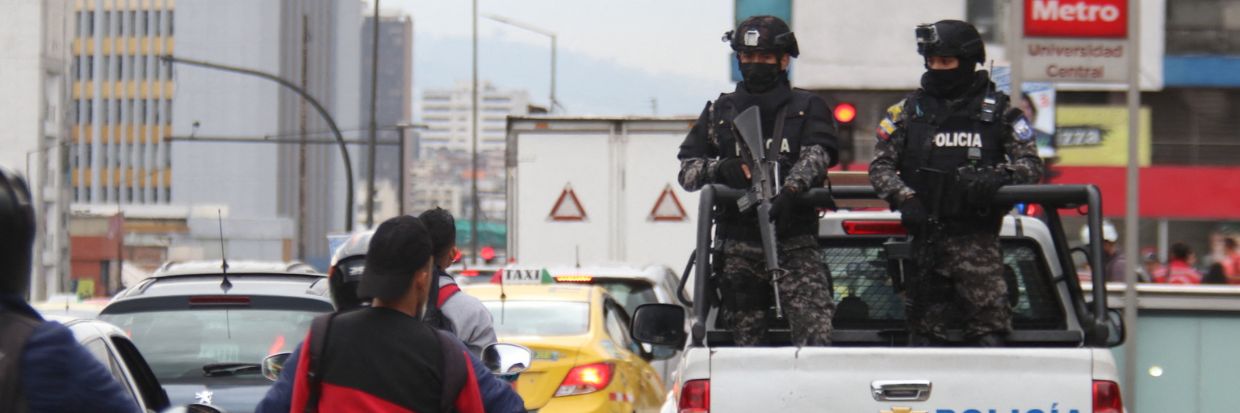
xmin=45 ymin=315 xmax=171 ymax=413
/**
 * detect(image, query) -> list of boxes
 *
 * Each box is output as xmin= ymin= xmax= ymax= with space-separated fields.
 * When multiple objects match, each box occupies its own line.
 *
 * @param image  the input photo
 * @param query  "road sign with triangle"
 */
xmin=549 ymin=184 xmax=587 ymax=221
xmin=650 ymin=184 xmax=688 ymax=222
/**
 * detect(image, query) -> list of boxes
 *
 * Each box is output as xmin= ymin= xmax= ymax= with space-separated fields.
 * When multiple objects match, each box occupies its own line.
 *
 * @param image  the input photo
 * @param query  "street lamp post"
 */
xmin=481 ymin=13 xmax=558 ymax=113
xmin=159 ymin=55 xmax=357 ymax=232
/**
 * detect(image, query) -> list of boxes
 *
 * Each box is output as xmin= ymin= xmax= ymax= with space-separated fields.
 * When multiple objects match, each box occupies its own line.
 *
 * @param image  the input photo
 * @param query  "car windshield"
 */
xmin=99 ymin=309 xmax=315 ymax=382
xmin=483 ymin=301 xmax=590 ymax=336
xmin=590 ymin=279 xmax=658 ymax=316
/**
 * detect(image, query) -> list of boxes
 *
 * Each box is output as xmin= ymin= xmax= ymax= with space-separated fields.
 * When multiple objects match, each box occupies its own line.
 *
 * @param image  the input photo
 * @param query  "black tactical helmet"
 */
xmin=916 ymin=19 xmax=985 ymax=65
xmin=0 ymin=167 xmax=35 ymax=295
xmin=724 ymin=15 xmax=800 ymax=58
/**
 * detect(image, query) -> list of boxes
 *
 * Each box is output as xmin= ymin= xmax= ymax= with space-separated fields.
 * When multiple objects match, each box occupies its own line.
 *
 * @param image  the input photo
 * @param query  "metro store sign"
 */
xmin=1025 ymin=0 xmax=1127 ymax=38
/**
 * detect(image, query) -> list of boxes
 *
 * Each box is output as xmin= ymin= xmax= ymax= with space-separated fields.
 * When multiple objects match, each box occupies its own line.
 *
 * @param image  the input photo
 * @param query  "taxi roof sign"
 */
xmin=500 ymin=267 xmax=553 ymax=285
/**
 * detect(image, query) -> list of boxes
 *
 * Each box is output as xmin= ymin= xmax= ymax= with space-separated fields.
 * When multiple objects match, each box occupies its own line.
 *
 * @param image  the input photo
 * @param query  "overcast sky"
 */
xmin=383 ymin=0 xmax=737 ymax=116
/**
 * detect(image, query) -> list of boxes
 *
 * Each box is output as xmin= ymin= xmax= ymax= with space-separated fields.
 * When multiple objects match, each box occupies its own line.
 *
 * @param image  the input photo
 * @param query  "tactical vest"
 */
xmin=708 ymin=89 xmax=824 ymax=240
xmin=898 ymin=87 xmax=1008 ymax=220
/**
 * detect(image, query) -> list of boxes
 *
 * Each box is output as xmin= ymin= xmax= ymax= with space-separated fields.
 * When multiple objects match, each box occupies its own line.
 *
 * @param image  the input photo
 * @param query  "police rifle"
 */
xmin=732 ymin=105 xmax=787 ymax=318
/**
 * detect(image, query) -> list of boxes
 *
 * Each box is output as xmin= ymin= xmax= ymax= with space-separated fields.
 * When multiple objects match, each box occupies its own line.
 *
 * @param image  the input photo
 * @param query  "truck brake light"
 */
xmin=842 ymin=220 xmax=907 ymax=235
xmin=555 ymin=362 xmax=613 ymax=397
xmin=679 ymin=379 xmax=709 ymax=413
xmin=1093 ymin=380 xmax=1123 ymax=413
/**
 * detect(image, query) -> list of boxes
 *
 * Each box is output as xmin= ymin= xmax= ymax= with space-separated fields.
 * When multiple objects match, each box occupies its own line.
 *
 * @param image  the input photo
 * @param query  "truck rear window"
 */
xmin=826 ymin=238 xmax=1066 ymax=330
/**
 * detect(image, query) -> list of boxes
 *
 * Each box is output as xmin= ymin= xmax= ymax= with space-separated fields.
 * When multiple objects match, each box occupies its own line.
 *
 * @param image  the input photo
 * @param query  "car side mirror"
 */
xmin=630 ymin=303 xmax=686 ymax=348
xmin=482 ymin=343 xmax=533 ymax=375
xmin=1104 ymin=308 xmax=1126 ymax=347
xmin=262 ymin=352 xmax=292 ymax=382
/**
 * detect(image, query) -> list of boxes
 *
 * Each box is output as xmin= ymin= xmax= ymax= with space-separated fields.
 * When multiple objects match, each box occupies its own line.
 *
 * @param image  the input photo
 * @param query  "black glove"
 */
xmin=715 ymin=158 xmax=750 ymax=189
xmin=959 ymin=166 xmax=1011 ymax=207
xmin=769 ymin=192 xmax=796 ymax=232
xmin=899 ymin=196 xmax=928 ymax=232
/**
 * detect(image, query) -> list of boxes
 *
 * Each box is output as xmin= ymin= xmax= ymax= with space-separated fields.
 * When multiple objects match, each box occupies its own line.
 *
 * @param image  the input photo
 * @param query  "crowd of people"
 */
xmin=1079 ymin=220 xmax=1240 ymax=285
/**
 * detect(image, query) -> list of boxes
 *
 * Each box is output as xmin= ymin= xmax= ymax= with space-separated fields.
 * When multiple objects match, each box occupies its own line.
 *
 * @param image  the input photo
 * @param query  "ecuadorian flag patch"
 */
xmin=877 ymin=118 xmax=896 ymax=141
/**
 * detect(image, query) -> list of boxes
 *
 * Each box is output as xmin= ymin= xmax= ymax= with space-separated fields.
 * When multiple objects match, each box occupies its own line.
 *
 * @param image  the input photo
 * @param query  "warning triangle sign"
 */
xmin=650 ymin=184 xmax=688 ymax=222
xmin=549 ymin=184 xmax=587 ymax=221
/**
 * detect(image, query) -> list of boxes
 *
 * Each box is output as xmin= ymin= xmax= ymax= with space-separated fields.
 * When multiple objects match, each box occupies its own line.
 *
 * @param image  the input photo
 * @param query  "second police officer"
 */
xmin=869 ymin=20 xmax=1045 ymax=347
xmin=677 ymin=15 xmax=839 ymax=346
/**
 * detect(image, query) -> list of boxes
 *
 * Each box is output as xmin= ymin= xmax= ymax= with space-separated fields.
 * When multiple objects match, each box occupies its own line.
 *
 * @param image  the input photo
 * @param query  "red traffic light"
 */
xmin=480 ymin=246 xmax=496 ymax=262
xmin=834 ymin=103 xmax=857 ymax=124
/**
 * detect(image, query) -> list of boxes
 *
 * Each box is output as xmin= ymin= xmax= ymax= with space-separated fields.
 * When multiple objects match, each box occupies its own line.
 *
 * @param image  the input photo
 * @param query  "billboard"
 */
xmin=1053 ymin=105 xmax=1150 ymax=166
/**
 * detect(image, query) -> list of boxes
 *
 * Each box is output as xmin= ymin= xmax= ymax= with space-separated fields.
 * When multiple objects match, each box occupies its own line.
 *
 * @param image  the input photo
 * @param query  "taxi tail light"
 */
xmin=679 ymin=379 xmax=710 ymax=413
xmin=1093 ymin=380 xmax=1123 ymax=413
xmin=841 ymin=220 xmax=908 ymax=235
xmin=554 ymin=275 xmax=594 ymax=283
xmin=555 ymin=362 xmax=613 ymax=397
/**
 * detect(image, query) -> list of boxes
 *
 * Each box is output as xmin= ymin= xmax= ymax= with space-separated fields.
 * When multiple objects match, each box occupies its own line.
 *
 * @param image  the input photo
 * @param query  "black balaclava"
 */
xmin=921 ymin=59 xmax=976 ymax=99
xmin=740 ymin=60 xmax=785 ymax=94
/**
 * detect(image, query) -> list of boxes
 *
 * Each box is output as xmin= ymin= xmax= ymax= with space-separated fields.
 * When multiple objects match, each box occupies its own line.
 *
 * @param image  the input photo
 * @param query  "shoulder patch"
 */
xmin=885 ymin=100 xmax=905 ymax=121
xmin=1011 ymin=114 xmax=1035 ymax=141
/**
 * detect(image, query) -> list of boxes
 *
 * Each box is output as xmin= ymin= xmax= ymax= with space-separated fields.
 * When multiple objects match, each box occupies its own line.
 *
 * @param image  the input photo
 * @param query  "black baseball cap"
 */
xmin=357 ymin=215 xmax=433 ymax=301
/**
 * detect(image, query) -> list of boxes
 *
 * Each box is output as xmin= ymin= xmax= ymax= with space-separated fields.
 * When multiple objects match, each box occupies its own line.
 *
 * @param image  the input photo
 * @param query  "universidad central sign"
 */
xmin=1022 ymin=0 xmax=1129 ymax=83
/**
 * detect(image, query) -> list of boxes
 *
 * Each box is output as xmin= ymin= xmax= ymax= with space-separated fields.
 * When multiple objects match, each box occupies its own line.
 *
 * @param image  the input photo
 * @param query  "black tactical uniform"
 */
xmin=677 ymin=16 xmax=839 ymax=346
xmin=869 ymin=20 xmax=1044 ymax=346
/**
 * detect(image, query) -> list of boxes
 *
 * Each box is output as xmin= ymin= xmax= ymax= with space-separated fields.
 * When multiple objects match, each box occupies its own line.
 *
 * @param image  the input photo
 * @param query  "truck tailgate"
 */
xmin=710 ymin=347 xmax=1093 ymax=413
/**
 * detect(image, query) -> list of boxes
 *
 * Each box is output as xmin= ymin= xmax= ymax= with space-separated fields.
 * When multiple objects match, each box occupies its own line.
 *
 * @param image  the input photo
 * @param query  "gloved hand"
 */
xmin=959 ymin=166 xmax=1011 ymax=207
xmin=899 ymin=196 xmax=928 ymax=232
xmin=769 ymin=191 xmax=796 ymax=232
xmin=715 ymin=158 xmax=750 ymax=189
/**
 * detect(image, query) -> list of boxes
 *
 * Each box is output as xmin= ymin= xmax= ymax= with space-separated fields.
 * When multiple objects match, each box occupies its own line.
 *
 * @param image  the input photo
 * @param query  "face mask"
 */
xmin=920 ymin=63 xmax=975 ymax=98
xmin=740 ymin=62 xmax=784 ymax=94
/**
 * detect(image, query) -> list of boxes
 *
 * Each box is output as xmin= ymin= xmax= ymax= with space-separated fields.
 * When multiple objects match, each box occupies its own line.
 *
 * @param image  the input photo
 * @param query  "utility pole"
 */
xmin=298 ymin=15 xmax=310 ymax=258
xmin=471 ymin=0 xmax=480 ymax=264
xmin=366 ymin=0 xmax=380 ymax=228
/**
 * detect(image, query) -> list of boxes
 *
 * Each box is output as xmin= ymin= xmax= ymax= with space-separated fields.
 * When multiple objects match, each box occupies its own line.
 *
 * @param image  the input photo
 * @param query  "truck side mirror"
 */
xmin=631 ymin=303 xmax=686 ymax=348
xmin=1104 ymin=308 xmax=1126 ymax=348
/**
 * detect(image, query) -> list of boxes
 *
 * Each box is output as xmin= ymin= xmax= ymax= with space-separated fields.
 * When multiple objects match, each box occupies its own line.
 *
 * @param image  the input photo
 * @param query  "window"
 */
xmin=86 ymin=56 xmax=94 ymax=80
xmin=76 ymin=12 xmax=83 ymax=37
xmin=87 ymin=11 xmax=95 ymax=36
xmin=114 ymin=10 xmax=122 ymax=36
xmin=142 ymin=11 xmax=149 ymax=36
xmin=84 ymin=339 xmax=131 ymax=391
xmin=482 ymin=301 xmax=590 ymax=336
xmin=167 ymin=11 xmax=173 ymax=35
xmin=604 ymin=301 xmax=636 ymax=353
xmin=965 ymin=0 xmax=1009 ymax=45
xmin=823 ymin=238 xmax=1066 ymax=330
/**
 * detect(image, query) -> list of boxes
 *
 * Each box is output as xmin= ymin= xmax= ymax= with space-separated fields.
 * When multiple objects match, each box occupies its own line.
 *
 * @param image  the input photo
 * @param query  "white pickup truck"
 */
xmin=630 ymin=184 xmax=1127 ymax=413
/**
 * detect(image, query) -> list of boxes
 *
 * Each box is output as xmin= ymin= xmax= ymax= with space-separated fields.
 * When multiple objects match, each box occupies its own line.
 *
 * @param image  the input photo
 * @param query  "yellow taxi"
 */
xmin=463 ymin=284 xmax=666 ymax=413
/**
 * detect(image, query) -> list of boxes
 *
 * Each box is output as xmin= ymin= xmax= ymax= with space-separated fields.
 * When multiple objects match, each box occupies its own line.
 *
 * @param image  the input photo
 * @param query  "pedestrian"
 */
xmin=0 ymin=167 xmax=141 ymax=413
xmin=1154 ymin=243 xmax=1202 ymax=285
xmin=868 ymin=20 xmax=1045 ymax=346
xmin=677 ymin=15 xmax=839 ymax=346
xmin=1080 ymin=220 xmax=1126 ymax=282
xmin=256 ymin=216 xmax=524 ymax=412
xmin=1222 ymin=237 xmax=1240 ymax=284
xmin=419 ymin=207 xmax=498 ymax=356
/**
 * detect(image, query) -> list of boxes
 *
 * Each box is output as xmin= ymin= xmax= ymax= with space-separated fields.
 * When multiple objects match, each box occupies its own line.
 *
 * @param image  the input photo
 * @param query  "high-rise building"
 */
xmin=0 ymin=0 xmax=73 ymax=300
xmin=61 ymin=0 xmax=363 ymax=279
xmin=419 ymin=81 xmax=530 ymax=152
xmin=360 ymin=10 xmax=413 ymax=219
xmin=69 ymin=0 xmax=175 ymax=205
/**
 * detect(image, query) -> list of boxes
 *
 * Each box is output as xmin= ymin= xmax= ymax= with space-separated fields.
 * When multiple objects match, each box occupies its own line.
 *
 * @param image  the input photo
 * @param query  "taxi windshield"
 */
xmin=483 ymin=300 xmax=590 ymax=337
xmin=99 ymin=309 xmax=315 ymax=382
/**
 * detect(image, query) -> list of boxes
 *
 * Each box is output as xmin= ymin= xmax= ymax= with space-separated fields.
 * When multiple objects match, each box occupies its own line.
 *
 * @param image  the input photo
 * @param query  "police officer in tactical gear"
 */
xmin=678 ymin=15 xmax=839 ymax=347
xmin=869 ymin=20 xmax=1044 ymax=347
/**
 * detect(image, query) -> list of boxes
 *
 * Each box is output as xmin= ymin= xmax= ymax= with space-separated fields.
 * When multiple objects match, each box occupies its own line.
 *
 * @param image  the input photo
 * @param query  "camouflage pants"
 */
xmin=907 ymin=230 xmax=1011 ymax=342
xmin=717 ymin=235 xmax=835 ymax=346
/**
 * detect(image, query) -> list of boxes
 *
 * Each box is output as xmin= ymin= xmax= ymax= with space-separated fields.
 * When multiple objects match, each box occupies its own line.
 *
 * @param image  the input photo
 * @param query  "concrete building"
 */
xmin=359 ymin=10 xmax=413 ymax=220
xmin=56 ymin=0 xmax=364 ymax=291
xmin=169 ymin=0 xmax=362 ymax=270
xmin=420 ymin=81 xmax=530 ymax=152
xmin=0 ymin=0 xmax=73 ymax=300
